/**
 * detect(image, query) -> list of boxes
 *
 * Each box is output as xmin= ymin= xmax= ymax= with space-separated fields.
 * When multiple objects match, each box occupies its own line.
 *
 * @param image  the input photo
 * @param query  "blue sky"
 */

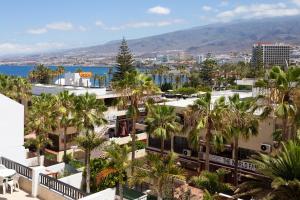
xmin=0 ymin=0 xmax=300 ymax=55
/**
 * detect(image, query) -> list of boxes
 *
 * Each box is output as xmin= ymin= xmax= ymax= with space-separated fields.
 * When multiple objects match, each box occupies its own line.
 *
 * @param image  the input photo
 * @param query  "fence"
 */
xmin=40 ymin=173 xmax=87 ymax=200
xmin=0 ymin=157 xmax=32 ymax=179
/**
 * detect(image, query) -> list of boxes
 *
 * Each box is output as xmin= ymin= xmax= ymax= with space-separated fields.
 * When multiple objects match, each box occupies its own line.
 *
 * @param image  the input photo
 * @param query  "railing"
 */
xmin=40 ymin=173 xmax=87 ymax=200
xmin=0 ymin=157 xmax=32 ymax=179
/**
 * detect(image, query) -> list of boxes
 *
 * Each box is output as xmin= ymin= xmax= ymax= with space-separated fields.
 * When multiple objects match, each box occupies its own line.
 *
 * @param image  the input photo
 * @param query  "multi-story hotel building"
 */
xmin=251 ymin=43 xmax=291 ymax=68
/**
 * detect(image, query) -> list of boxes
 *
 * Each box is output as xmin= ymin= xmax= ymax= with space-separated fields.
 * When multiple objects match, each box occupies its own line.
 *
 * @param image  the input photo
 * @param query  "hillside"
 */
xmin=66 ymin=16 xmax=300 ymax=56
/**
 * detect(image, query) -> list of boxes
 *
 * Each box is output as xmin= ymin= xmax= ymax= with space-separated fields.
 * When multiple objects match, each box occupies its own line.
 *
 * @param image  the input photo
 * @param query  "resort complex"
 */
xmin=0 ymin=38 xmax=300 ymax=200
xmin=1 ymin=1 xmax=300 ymax=199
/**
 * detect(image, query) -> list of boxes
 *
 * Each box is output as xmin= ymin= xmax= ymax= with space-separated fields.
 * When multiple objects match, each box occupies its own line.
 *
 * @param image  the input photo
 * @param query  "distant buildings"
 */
xmin=251 ymin=43 xmax=291 ymax=68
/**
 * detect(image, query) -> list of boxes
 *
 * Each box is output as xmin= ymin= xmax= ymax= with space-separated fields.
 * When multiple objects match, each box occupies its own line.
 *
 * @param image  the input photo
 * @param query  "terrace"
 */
xmin=0 ymin=156 xmax=116 ymax=200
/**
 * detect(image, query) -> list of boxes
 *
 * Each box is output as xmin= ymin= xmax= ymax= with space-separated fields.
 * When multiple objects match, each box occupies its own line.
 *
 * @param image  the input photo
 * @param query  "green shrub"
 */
xmin=174 ymin=87 xmax=198 ymax=95
xmin=69 ymin=159 xmax=84 ymax=169
xmin=128 ymin=140 xmax=146 ymax=150
xmin=160 ymin=83 xmax=173 ymax=92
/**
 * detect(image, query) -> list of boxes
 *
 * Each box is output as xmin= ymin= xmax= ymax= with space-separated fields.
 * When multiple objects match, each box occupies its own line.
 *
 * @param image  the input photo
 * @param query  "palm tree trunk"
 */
xmin=205 ymin=121 xmax=212 ymax=171
xmin=170 ymin=135 xmax=174 ymax=153
xmin=86 ymin=150 xmax=91 ymax=193
xmin=283 ymin=117 xmax=289 ymax=141
xmin=119 ymin=182 xmax=123 ymax=200
xmin=131 ymin=115 xmax=137 ymax=175
xmin=233 ymin=136 xmax=239 ymax=186
xmin=63 ymin=126 xmax=68 ymax=163
xmin=160 ymin=137 xmax=165 ymax=157
xmin=205 ymin=132 xmax=210 ymax=171
xmin=37 ymin=148 xmax=41 ymax=166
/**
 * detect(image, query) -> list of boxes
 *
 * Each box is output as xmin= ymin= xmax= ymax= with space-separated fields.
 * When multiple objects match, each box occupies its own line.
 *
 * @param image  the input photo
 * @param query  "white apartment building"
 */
xmin=0 ymin=93 xmax=27 ymax=164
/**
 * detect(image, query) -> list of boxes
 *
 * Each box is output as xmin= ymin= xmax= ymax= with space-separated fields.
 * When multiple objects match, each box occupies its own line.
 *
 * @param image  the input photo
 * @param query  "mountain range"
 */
xmin=64 ymin=16 xmax=300 ymax=57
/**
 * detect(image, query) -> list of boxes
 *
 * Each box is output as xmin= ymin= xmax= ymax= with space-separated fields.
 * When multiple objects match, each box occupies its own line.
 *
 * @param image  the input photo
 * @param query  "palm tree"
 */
xmin=57 ymin=66 xmax=65 ymax=85
xmin=184 ymin=92 xmax=227 ymax=171
xmin=97 ymin=143 xmax=131 ymax=200
xmin=258 ymin=66 xmax=300 ymax=140
xmin=25 ymin=135 xmax=52 ymax=166
xmin=26 ymin=94 xmax=58 ymax=163
xmin=145 ymin=105 xmax=182 ymax=156
xmin=76 ymin=132 xmax=107 ymax=194
xmin=191 ymin=169 xmax=234 ymax=199
xmin=132 ymin=152 xmax=184 ymax=200
xmin=112 ymin=71 xmax=159 ymax=172
xmin=57 ymin=91 xmax=75 ymax=163
xmin=235 ymin=140 xmax=300 ymax=200
xmin=224 ymin=94 xmax=258 ymax=186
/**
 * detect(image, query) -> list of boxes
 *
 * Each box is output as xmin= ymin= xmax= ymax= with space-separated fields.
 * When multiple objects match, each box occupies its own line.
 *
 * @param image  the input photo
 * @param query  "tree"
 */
xmin=191 ymin=169 xmax=234 ymax=199
xmin=184 ymin=92 xmax=227 ymax=171
xmin=131 ymin=152 xmax=184 ymax=200
xmin=146 ymin=105 xmax=182 ymax=156
xmin=258 ymin=66 xmax=300 ymax=141
xmin=235 ymin=140 xmax=300 ymax=200
xmin=73 ymin=93 xmax=107 ymax=193
xmin=112 ymin=38 xmax=135 ymax=82
xmin=57 ymin=91 xmax=75 ymax=163
xmin=112 ymin=71 xmax=159 ymax=173
xmin=97 ymin=143 xmax=131 ymax=200
xmin=25 ymin=135 xmax=52 ymax=166
xmin=200 ymin=59 xmax=216 ymax=87
xmin=224 ymin=94 xmax=258 ymax=186
xmin=56 ymin=66 xmax=65 ymax=85
xmin=26 ymin=94 xmax=58 ymax=163
xmin=29 ymin=64 xmax=53 ymax=84
xmin=0 ymin=76 xmax=32 ymax=116
xmin=76 ymin=133 xmax=107 ymax=194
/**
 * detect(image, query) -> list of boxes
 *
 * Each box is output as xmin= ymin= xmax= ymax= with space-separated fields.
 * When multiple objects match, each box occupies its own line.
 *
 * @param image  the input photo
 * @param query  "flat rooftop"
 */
xmin=32 ymin=84 xmax=123 ymax=99
xmin=162 ymin=90 xmax=253 ymax=108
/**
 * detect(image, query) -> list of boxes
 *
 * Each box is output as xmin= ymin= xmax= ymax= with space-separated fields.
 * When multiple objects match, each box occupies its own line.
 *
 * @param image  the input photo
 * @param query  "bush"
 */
xmin=128 ymin=140 xmax=146 ymax=150
xmin=85 ymin=158 xmax=122 ymax=192
xmin=174 ymin=87 xmax=198 ymax=95
xmin=160 ymin=82 xmax=173 ymax=92
xmin=63 ymin=153 xmax=72 ymax=164
xmin=69 ymin=159 xmax=84 ymax=169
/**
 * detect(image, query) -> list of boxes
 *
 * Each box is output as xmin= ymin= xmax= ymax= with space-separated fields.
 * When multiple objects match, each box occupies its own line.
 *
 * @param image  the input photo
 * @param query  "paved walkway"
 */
xmin=0 ymin=189 xmax=40 ymax=200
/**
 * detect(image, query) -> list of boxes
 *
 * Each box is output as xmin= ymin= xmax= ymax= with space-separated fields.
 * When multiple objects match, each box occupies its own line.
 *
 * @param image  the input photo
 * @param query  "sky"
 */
xmin=0 ymin=0 xmax=300 ymax=55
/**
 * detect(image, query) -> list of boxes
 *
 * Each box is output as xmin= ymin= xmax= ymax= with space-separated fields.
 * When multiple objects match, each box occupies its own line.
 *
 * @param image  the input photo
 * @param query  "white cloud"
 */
xmin=202 ymin=6 xmax=212 ymax=11
xmin=216 ymin=3 xmax=300 ymax=22
xmin=46 ymin=22 xmax=73 ymax=31
xmin=95 ymin=20 xmax=104 ymax=27
xmin=27 ymin=28 xmax=48 ymax=35
xmin=0 ymin=42 xmax=65 ymax=55
xmin=27 ymin=21 xmax=73 ymax=34
xmin=101 ymin=19 xmax=184 ymax=31
xmin=291 ymin=0 xmax=300 ymax=6
xmin=148 ymin=6 xmax=171 ymax=15
xmin=220 ymin=0 xmax=229 ymax=7
xmin=78 ymin=25 xmax=87 ymax=32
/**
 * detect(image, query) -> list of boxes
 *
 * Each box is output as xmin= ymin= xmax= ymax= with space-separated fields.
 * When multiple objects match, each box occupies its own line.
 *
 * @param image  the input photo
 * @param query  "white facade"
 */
xmin=64 ymin=72 xmax=91 ymax=87
xmin=32 ymin=84 xmax=107 ymax=97
xmin=0 ymin=94 xmax=26 ymax=164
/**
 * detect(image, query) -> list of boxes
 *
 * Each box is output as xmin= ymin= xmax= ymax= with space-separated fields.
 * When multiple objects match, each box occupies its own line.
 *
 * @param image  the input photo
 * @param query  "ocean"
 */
xmin=0 ymin=65 xmax=110 ymax=77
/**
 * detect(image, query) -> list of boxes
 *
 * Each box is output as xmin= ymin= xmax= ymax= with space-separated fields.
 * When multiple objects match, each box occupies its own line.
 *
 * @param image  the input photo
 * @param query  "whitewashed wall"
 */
xmin=0 ymin=94 xmax=26 ymax=164
xmin=80 ymin=188 xmax=116 ymax=200
xmin=59 ymin=172 xmax=83 ymax=189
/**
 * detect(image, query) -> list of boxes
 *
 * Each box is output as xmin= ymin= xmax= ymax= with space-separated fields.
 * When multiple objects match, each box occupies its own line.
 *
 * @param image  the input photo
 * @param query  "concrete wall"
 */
xmin=38 ymin=185 xmax=67 ymax=200
xmin=19 ymin=176 xmax=32 ymax=194
xmin=0 ymin=94 xmax=26 ymax=165
xmin=109 ymin=132 xmax=147 ymax=145
xmin=32 ymin=84 xmax=106 ymax=96
xmin=80 ymin=188 xmax=116 ymax=200
xmin=26 ymin=156 xmax=45 ymax=167
xmin=239 ymin=117 xmax=275 ymax=152
xmin=59 ymin=172 xmax=83 ymax=189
